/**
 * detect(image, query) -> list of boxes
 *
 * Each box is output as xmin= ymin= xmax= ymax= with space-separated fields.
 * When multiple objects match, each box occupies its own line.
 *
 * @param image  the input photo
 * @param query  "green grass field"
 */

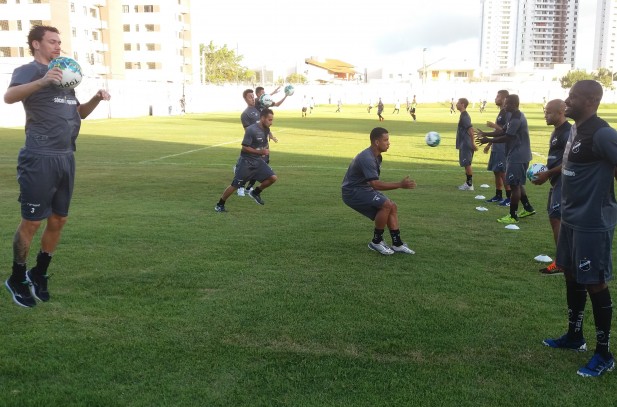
xmin=2 ymin=104 xmax=617 ymax=406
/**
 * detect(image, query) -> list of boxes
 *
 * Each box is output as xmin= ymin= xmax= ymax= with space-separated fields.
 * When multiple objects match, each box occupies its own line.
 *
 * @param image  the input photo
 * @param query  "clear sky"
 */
xmin=192 ymin=0 xmax=595 ymax=71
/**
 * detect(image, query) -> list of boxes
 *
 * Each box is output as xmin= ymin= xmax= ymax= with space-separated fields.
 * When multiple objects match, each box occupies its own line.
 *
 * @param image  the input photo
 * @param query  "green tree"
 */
xmin=560 ymin=68 xmax=615 ymax=90
xmin=285 ymin=73 xmax=307 ymax=84
xmin=559 ymin=70 xmax=594 ymax=89
xmin=201 ymin=41 xmax=248 ymax=84
xmin=594 ymin=67 xmax=615 ymax=90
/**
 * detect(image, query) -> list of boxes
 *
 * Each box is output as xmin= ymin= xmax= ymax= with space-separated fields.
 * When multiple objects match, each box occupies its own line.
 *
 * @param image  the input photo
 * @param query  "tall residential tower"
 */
xmin=480 ymin=0 xmax=579 ymax=73
xmin=593 ymin=0 xmax=617 ymax=72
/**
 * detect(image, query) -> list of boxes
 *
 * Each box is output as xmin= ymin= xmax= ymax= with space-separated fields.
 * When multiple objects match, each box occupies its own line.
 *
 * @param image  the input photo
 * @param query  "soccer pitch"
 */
xmin=1 ymin=104 xmax=617 ymax=406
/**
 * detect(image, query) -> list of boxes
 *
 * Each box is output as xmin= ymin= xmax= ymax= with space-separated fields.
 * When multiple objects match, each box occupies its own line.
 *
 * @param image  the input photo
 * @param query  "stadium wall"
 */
xmin=1 ymin=73 xmax=616 ymax=128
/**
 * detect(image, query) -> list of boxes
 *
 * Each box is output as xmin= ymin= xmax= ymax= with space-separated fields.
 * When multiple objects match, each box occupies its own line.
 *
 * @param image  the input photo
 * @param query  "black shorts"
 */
xmin=342 ymin=188 xmax=388 ymax=220
xmin=231 ymin=156 xmax=275 ymax=188
xmin=17 ymin=149 xmax=75 ymax=220
xmin=556 ymin=224 xmax=614 ymax=284
xmin=505 ymin=162 xmax=528 ymax=186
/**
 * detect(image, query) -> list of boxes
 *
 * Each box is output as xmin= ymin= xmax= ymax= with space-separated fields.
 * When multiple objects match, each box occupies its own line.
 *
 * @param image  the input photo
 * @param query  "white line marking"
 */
xmin=139 ymin=139 xmax=242 ymax=163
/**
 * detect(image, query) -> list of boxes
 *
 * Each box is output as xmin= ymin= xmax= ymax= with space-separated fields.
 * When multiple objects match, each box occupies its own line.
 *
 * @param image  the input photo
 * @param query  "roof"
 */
xmin=305 ymin=58 xmax=358 ymax=75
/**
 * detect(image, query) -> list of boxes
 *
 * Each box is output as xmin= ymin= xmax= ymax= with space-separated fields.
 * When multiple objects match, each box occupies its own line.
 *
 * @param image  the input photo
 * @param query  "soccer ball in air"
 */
xmin=260 ymin=93 xmax=273 ymax=107
xmin=284 ymin=85 xmax=295 ymax=96
xmin=425 ymin=131 xmax=441 ymax=147
xmin=527 ymin=163 xmax=548 ymax=181
xmin=48 ymin=56 xmax=83 ymax=89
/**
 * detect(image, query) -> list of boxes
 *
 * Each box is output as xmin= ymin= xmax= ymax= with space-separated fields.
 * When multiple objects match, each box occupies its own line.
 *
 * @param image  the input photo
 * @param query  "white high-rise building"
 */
xmin=593 ymin=0 xmax=617 ymax=72
xmin=480 ymin=0 xmax=579 ymax=73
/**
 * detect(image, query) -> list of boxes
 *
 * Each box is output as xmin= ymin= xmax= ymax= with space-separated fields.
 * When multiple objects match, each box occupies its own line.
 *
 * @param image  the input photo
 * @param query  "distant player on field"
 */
xmin=476 ymin=94 xmax=535 ymax=224
xmin=215 ymin=108 xmax=278 ymax=212
xmin=481 ymin=90 xmax=510 ymax=205
xmin=342 ymin=127 xmax=416 ymax=255
xmin=455 ymin=98 xmax=477 ymax=191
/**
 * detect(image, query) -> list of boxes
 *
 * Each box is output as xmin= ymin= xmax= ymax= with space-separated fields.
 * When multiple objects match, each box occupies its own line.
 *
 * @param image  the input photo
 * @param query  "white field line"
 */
xmin=139 ymin=139 xmax=242 ymax=164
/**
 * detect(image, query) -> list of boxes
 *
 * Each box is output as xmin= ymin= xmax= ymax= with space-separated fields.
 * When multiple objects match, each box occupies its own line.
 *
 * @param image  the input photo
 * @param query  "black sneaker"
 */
xmin=5 ymin=277 xmax=36 ymax=308
xmin=248 ymin=190 xmax=265 ymax=205
xmin=214 ymin=204 xmax=227 ymax=212
xmin=26 ymin=270 xmax=50 ymax=302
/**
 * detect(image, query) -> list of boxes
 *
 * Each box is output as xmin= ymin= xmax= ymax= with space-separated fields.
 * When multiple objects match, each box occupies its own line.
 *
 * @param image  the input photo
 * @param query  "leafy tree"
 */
xmin=201 ymin=41 xmax=249 ymax=84
xmin=285 ymin=73 xmax=307 ymax=84
xmin=559 ymin=70 xmax=594 ymax=89
xmin=560 ymin=68 xmax=615 ymax=90
xmin=594 ymin=68 xmax=615 ymax=90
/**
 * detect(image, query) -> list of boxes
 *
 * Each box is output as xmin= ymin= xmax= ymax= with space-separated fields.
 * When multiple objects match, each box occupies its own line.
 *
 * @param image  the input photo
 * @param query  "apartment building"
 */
xmin=593 ymin=0 xmax=617 ymax=72
xmin=0 ymin=0 xmax=194 ymax=85
xmin=480 ymin=0 xmax=579 ymax=73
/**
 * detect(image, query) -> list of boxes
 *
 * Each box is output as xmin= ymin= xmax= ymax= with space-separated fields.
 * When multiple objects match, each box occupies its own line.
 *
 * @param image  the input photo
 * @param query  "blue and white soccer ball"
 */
xmin=48 ymin=56 xmax=82 ymax=89
xmin=527 ymin=163 xmax=548 ymax=181
xmin=284 ymin=84 xmax=295 ymax=96
xmin=260 ymin=93 xmax=273 ymax=107
xmin=425 ymin=131 xmax=441 ymax=147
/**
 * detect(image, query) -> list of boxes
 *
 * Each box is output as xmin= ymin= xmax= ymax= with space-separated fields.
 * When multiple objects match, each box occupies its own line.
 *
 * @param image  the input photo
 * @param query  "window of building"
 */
xmin=83 ymin=6 xmax=87 ymax=15
xmin=125 ymin=62 xmax=132 ymax=69
xmin=135 ymin=24 xmax=139 ymax=32
xmin=145 ymin=24 xmax=154 ymax=32
xmin=72 ymin=27 xmax=77 ymax=37
xmin=123 ymin=24 xmax=130 ymax=32
xmin=124 ymin=43 xmax=131 ymax=51
xmin=146 ymin=43 xmax=155 ymax=51
xmin=454 ymin=72 xmax=468 ymax=78
xmin=135 ymin=62 xmax=141 ymax=69
xmin=0 ymin=47 xmax=10 ymax=57
xmin=0 ymin=0 xmax=7 ymax=4
xmin=70 ymin=2 xmax=75 ymax=12
xmin=144 ymin=5 xmax=153 ymax=12
xmin=90 ymin=8 xmax=97 ymax=18
xmin=92 ymin=31 xmax=98 ymax=41
xmin=135 ymin=43 xmax=140 ymax=50
xmin=19 ymin=47 xmax=25 ymax=57
xmin=30 ymin=0 xmax=42 ymax=3
xmin=147 ymin=62 xmax=156 ymax=69
xmin=30 ymin=20 xmax=42 ymax=27
xmin=134 ymin=5 xmax=138 ymax=12
xmin=122 ymin=5 xmax=128 ymax=13
xmin=0 ymin=21 xmax=8 ymax=31
xmin=17 ymin=20 xmax=22 ymax=30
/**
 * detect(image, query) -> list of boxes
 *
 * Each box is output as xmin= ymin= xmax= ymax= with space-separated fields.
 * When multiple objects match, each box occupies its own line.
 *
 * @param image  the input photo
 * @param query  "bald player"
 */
xmin=532 ymin=99 xmax=571 ymax=275
xmin=542 ymin=80 xmax=617 ymax=378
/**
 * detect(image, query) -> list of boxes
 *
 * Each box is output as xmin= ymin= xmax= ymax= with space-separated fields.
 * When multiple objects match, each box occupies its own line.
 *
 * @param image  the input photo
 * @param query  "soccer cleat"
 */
xmin=5 ymin=278 xmax=36 ymax=308
xmin=236 ymin=187 xmax=245 ymax=197
xmin=539 ymin=261 xmax=564 ymax=275
xmin=497 ymin=214 xmax=519 ymax=224
xmin=499 ymin=198 xmax=511 ymax=207
xmin=391 ymin=243 xmax=415 ymax=254
xmin=519 ymin=208 xmax=536 ymax=218
xmin=26 ymin=270 xmax=50 ymax=302
xmin=248 ymin=190 xmax=265 ymax=205
xmin=577 ymin=353 xmax=615 ymax=377
xmin=543 ymin=334 xmax=587 ymax=352
xmin=485 ymin=195 xmax=503 ymax=203
xmin=457 ymin=183 xmax=474 ymax=191
xmin=214 ymin=204 xmax=226 ymax=212
xmin=368 ymin=240 xmax=394 ymax=255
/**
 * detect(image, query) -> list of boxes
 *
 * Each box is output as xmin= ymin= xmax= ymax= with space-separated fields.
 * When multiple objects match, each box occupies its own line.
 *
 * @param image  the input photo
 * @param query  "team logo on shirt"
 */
xmin=578 ymin=258 xmax=591 ymax=273
xmin=571 ymin=141 xmax=581 ymax=154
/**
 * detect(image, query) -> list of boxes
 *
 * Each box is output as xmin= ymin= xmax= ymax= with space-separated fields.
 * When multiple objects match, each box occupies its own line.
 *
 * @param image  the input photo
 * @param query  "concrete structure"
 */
xmin=0 ymin=0 xmax=194 ymax=87
xmin=593 ymin=0 xmax=617 ymax=72
xmin=480 ymin=0 xmax=579 ymax=73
